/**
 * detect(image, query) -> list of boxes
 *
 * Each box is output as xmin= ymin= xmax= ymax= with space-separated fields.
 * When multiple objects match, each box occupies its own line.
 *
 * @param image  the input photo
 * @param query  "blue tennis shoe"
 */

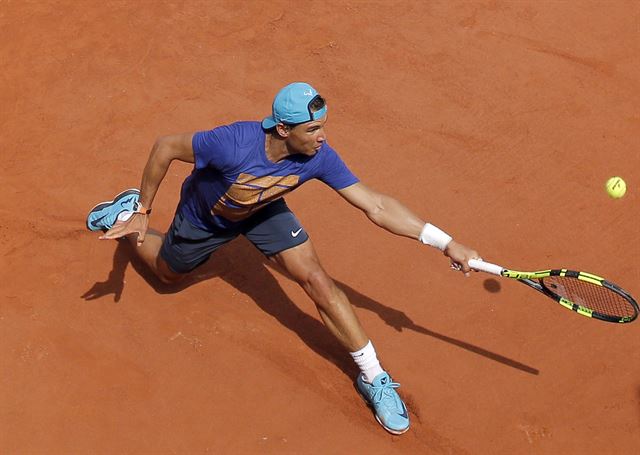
xmin=86 ymin=188 xmax=140 ymax=231
xmin=357 ymin=371 xmax=410 ymax=434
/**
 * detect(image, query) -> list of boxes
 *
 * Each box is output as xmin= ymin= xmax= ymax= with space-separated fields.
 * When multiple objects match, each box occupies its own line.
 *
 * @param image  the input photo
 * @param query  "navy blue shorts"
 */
xmin=159 ymin=198 xmax=309 ymax=274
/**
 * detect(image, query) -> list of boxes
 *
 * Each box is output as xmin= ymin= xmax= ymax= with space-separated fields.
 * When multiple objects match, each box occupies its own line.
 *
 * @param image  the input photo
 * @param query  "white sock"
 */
xmin=350 ymin=340 xmax=384 ymax=383
xmin=117 ymin=211 xmax=134 ymax=222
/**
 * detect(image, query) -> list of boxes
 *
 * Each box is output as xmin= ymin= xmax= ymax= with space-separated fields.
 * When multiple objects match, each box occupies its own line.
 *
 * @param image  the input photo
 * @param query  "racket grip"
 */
xmin=468 ymin=259 xmax=504 ymax=276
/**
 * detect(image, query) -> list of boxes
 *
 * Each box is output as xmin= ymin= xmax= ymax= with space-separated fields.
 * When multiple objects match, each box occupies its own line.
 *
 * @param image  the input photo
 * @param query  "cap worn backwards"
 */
xmin=261 ymin=82 xmax=327 ymax=130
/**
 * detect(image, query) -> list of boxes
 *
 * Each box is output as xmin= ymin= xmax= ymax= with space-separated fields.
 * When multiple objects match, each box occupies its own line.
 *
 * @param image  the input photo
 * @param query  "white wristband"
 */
xmin=419 ymin=223 xmax=453 ymax=251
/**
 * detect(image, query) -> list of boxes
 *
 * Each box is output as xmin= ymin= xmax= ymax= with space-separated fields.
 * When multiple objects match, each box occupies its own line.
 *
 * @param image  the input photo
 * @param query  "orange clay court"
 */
xmin=1 ymin=1 xmax=639 ymax=454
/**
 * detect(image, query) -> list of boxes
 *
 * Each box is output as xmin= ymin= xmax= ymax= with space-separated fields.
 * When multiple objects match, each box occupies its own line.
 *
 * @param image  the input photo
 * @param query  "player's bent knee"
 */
xmin=156 ymin=257 xmax=186 ymax=284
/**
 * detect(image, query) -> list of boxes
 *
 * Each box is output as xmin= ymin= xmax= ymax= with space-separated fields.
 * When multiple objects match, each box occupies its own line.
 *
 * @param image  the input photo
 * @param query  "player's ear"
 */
xmin=275 ymin=123 xmax=290 ymax=138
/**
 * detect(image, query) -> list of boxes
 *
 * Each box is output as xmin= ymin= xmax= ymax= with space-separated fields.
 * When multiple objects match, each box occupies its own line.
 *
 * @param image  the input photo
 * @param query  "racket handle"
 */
xmin=468 ymin=259 xmax=504 ymax=276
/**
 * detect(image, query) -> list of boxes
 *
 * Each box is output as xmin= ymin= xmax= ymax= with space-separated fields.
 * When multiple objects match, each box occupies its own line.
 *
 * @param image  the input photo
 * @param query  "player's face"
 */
xmin=286 ymin=116 xmax=327 ymax=156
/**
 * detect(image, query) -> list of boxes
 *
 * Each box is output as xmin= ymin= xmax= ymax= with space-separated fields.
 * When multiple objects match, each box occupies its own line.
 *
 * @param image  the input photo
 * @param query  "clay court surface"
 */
xmin=1 ymin=1 xmax=639 ymax=453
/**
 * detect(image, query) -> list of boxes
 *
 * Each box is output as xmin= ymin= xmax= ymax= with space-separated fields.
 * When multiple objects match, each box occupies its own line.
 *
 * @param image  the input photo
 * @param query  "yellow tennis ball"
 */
xmin=605 ymin=176 xmax=626 ymax=199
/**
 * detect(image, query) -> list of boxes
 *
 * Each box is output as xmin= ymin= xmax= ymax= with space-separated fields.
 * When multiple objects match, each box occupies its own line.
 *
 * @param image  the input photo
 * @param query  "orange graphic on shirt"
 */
xmin=212 ymin=173 xmax=300 ymax=221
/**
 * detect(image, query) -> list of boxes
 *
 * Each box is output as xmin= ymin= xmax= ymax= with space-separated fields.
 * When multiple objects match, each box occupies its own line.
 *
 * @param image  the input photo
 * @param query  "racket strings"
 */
xmin=541 ymin=276 xmax=636 ymax=318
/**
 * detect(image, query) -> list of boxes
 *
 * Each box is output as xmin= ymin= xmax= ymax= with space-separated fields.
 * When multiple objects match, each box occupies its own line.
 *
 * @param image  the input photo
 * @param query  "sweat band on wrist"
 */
xmin=419 ymin=223 xmax=453 ymax=251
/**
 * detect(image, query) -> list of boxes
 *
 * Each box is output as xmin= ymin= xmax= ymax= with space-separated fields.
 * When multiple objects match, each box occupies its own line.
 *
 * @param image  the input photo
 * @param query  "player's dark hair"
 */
xmin=309 ymin=95 xmax=325 ymax=113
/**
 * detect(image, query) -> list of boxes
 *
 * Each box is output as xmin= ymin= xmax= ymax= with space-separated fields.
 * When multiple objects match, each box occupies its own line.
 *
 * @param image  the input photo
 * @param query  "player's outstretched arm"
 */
xmin=337 ymin=182 xmax=480 ymax=275
xmin=338 ymin=182 xmax=424 ymax=239
xmin=100 ymin=133 xmax=195 ymax=244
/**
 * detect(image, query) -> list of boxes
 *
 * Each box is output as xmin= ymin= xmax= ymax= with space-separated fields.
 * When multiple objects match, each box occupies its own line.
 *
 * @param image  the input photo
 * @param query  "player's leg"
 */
xmin=244 ymin=199 xmax=410 ymax=434
xmin=87 ymin=189 xmax=234 ymax=284
xmin=87 ymin=189 xmax=183 ymax=283
xmin=123 ymin=227 xmax=182 ymax=284
xmin=270 ymin=239 xmax=368 ymax=350
xmin=148 ymin=211 xmax=238 ymax=283
xmin=242 ymin=200 xmax=366 ymax=348
xmin=270 ymin=237 xmax=410 ymax=434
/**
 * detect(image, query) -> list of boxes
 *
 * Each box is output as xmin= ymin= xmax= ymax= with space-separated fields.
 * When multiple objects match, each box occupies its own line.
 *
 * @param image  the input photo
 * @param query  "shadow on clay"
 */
xmin=483 ymin=278 xmax=501 ymax=293
xmin=83 ymin=237 xmax=357 ymax=378
xmin=82 ymin=237 xmax=538 ymax=376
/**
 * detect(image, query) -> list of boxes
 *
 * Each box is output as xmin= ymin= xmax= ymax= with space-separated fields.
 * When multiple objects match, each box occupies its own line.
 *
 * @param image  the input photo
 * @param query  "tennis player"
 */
xmin=86 ymin=82 xmax=480 ymax=434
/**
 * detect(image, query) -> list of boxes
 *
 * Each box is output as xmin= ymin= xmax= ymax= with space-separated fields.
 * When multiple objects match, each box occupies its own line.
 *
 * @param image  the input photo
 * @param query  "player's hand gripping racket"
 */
xmin=468 ymin=259 xmax=638 ymax=324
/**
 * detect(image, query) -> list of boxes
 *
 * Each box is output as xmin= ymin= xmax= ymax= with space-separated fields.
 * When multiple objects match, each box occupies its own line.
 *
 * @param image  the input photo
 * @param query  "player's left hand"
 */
xmin=99 ymin=212 xmax=149 ymax=246
xmin=443 ymin=240 xmax=480 ymax=277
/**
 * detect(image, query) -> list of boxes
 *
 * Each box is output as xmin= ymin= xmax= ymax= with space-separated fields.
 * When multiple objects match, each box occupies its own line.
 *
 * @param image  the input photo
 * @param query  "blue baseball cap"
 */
xmin=261 ymin=82 xmax=328 ymax=129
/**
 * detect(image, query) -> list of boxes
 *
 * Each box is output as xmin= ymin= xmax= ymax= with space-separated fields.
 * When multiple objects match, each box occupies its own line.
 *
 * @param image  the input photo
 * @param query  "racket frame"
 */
xmin=468 ymin=259 xmax=638 ymax=324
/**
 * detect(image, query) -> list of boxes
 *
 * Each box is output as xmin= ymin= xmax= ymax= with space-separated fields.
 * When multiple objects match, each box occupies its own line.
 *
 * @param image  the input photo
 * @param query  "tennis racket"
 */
xmin=468 ymin=259 xmax=638 ymax=324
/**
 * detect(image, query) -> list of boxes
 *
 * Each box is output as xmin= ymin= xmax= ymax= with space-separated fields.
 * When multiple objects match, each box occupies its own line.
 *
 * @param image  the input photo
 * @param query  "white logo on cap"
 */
xmin=303 ymin=90 xmax=313 ymax=96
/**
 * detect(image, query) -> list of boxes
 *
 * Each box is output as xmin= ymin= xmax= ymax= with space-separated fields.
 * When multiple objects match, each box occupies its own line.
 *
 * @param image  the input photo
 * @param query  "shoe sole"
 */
xmin=86 ymin=188 xmax=140 ymax=231
xmin=356 ymin=384 xmax=410 ymax=435
xmin=375 ymin=414 xmax=409 ymax=435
